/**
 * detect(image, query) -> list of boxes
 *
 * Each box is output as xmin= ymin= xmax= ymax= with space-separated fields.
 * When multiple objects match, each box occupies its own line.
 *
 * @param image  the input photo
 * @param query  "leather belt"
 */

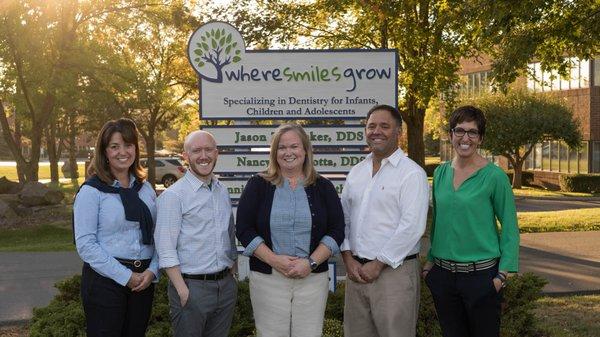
xmin=352 ymin=253 xmax=418 ymax=265
xmin=434 ymin=258 xmax=497 ymax=273
xmin=115 ymin=258 xmax=151 ymax=272
xmin=182 ymin=269 xmax=229 ymax=281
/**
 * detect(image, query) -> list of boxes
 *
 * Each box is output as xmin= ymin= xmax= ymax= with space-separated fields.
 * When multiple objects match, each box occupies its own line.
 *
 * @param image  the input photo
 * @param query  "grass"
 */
xmin=0 ymin=163 xmax=85 ymax=181
xmin=518 ymin=208 xmax=600 ymax=233
xmin=513 ymin=186 xmax=597 ymax=198
xmin=0 ymin=223 xmax=75 ymax=252
xmin=535 ymin=295 xmax=600 ymax=337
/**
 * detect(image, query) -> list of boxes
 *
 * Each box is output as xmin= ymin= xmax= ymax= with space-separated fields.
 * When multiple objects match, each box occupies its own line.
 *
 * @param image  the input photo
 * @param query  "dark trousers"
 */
xmin=81 ymin=264 xmax=155 ymax=337
xmin=168 ymin=274 xmax=237 ymax=337
xmin=425 ymin=264 xmax=502 ymax=337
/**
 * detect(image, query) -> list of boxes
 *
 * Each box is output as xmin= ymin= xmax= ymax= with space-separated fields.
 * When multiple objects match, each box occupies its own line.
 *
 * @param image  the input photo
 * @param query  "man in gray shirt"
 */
xmin=155 ymin=130 xmax=237 ymax=337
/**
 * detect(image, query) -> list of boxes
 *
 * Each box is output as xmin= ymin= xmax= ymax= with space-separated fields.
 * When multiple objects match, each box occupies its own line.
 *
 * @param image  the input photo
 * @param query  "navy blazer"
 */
xmin=236 ymin=174 xmax=345 ymax=274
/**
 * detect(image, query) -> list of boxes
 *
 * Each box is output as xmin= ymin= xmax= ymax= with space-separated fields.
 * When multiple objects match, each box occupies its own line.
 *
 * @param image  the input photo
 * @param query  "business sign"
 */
xmin=204 ymin=125 xmax=366 ymax=147
xmin=221 ymin=176 xmax=346 ymax=200
xmin=214 ymin=152 xmax=367 ymax=174
xmin=188 ymin=22 xmax=397 ymax=120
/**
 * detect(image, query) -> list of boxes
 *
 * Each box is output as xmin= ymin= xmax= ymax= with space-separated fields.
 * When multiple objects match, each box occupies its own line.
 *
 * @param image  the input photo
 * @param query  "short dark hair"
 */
xmin=88 ymin=118 xmax=146 ymax=184
xmin=366 ymin=104 xmax=402 ymax=128
xmin=449 ymin=105 xmax=486 ymax=138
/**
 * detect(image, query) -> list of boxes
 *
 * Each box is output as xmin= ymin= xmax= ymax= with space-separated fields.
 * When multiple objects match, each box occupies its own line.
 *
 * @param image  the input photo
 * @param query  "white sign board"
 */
xmin=204 ymin=125 xmax=366 ymax=147
xmin=215 ymin=152 xmax=367 ymax=174
xmin=188 ymin=22 xmax=397 ymax=120
xmin=221 ymin=176 xmax=346 ymax=200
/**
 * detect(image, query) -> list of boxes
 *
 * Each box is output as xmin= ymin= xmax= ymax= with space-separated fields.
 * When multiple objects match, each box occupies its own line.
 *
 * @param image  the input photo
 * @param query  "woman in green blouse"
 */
xmin=423 ymin=105 xmax=519 ymax=337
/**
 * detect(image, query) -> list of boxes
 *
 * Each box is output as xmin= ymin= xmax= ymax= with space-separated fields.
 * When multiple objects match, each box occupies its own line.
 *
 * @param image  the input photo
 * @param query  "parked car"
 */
xmin=140 ymin=157 xmax=186 ymax=187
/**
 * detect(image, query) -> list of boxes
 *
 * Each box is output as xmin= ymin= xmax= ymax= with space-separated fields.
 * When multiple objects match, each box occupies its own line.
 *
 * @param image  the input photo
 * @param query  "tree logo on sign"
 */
xmin=187 ymin=22 xmax=245 ymax=83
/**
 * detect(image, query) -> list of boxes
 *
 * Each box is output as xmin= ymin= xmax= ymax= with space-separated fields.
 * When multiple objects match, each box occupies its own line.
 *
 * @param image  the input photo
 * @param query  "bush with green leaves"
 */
xmin=31 ymin=272 xmax=546 ymax=337
xmin=559 ymin=174 xmax=600 ymax=193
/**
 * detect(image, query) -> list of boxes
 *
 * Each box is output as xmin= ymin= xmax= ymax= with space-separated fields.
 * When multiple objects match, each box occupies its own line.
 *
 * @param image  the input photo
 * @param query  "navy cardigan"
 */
xmin=236 ymin=174 xmax=345 ymax=274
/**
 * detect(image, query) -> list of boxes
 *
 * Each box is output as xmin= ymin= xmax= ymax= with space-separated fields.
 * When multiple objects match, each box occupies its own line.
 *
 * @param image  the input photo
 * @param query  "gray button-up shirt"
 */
xmin=155 ymin=171 xmax=236 ymax=274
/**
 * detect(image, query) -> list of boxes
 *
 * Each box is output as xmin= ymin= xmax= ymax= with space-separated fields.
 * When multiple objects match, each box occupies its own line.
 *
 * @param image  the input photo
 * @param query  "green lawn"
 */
xmin=0 ymin=224 xmax=75 ymax=252
xmin=513 ymin=186 xmax=597 ymax=198
xmin=0 ymin=163 xmax=86 ymax=181
xmin=518 ymin=208 xmax=600 ymax=233
xmin=535 ymin=295 xmax=600 ymax=337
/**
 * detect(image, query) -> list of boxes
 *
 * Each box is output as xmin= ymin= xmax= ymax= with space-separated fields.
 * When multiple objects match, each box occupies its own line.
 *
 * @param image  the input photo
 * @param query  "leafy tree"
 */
xmin=472 ymin=0 xmax=600 ymax=86
xmin=471 ymin=90 xmax=581 ymax=188
xmin=260 ymin=0 xmax=489 ymax=167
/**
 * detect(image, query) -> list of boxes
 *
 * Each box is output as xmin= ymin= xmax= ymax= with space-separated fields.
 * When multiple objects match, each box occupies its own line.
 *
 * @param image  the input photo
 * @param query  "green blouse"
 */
xmin=427 ymin=161 xmax=519 ymax=272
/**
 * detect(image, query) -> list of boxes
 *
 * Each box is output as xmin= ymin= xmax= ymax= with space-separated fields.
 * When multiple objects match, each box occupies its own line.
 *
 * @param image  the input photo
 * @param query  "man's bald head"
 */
xmin=183 ymin=130 xmax=216 ymax=153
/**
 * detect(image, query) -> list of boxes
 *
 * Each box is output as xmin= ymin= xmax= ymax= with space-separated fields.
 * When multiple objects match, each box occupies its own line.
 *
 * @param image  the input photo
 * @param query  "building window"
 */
xmin=460 ymin=71 xmax=492 ymax=97
xmin=559 ymin=142 xmax=569 ymax=173
xmin=594 ymin=59 xmax=600 ymax=87
xmin=528 ymin=57 xmax=590 ymax=92
xmin=592 ymin=141 xmax=600 ymax=173
xmin=579 ymin=142 xmax=589 ymax=174
xmin=569 ymin=144 xmax=579 ymax=173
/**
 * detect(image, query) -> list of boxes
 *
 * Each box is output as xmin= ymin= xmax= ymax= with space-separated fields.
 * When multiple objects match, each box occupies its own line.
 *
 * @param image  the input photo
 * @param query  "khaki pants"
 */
xmin=250 ymin=270 xmax=329 ymax=337
xmin=344 ymin=258 xmax=420 ymax=337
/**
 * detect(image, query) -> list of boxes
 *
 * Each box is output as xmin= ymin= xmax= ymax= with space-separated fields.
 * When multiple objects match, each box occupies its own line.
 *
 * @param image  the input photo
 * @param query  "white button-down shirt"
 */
xmin=155 ymin=171 xmax=236 ymax=274
xmin=340 ymin=148 xmax=429 ymax=269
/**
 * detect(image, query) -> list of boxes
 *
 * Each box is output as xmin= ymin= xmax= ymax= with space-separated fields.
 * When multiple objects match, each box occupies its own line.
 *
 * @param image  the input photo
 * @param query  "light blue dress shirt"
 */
xmin=154 ymin=171 xmax=237 ymax=274
xmin=74 ymin=175 xmax=158 ymax=286
xmin=243 ymin=178 xmax=340 ymax=257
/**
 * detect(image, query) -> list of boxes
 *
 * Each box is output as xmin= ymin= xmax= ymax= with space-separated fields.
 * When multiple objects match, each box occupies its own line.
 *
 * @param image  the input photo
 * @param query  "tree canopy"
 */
xmin=472 ymin=90 xmax=582 ymax=188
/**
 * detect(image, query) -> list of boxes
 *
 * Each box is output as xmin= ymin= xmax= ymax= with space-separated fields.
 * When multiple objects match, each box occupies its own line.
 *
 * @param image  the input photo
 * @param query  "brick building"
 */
xmin=440 ymin=56 xmax=600 ymax=188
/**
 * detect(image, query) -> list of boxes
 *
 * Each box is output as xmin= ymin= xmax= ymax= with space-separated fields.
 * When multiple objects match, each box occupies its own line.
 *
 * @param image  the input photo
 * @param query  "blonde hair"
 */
xmin=87 ymin=118 xmax=146 ymax=184
xmin=260 ymin=124 xmax=318 ymax=186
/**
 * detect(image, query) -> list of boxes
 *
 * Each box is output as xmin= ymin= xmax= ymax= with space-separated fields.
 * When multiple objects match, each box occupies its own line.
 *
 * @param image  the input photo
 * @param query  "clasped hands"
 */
xmin=126 ymin=270 xmax=154 ymax=291
xmin=345 ymin=256 xmax=385 ymax=283
xmin=270 ymin=255 xmax=312 ymax=279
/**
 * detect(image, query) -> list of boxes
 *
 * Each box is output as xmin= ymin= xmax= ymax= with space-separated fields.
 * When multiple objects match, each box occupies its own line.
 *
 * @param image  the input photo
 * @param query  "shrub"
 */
xmin=505 ymin=170 xmax=534 ymax=187
xmin=559 ymin=174 xmax=600 ymax=193
xmin=32 ymin=272 xmax=546 ymax=337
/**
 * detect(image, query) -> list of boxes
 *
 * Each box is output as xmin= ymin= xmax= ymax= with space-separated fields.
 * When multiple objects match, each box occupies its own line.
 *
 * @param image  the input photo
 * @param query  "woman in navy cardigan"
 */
xmin=236 ymin=123 xmax=345 ymax=337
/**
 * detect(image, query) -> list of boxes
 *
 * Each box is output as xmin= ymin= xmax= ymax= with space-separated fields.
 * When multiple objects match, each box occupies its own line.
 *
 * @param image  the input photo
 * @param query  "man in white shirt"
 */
xmin=341 ymin=105 xmax=429 ymax=337
xmin=155 ymin=130 xmax=237 ymax=337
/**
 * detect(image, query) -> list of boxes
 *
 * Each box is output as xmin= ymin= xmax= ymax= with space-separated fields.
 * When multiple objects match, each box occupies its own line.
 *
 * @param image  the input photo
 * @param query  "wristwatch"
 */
xmin=308 ymin=257 xmax=318 ymax=271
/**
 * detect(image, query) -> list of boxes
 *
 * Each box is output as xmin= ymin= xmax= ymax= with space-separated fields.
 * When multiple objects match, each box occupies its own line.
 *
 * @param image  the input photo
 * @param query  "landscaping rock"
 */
xmin=18 ymin=182 xmax=64 ymax=206
xmin=0 ymin=199 xmax=19 ymax=226
xmin=0 ymin=176 xmax=22 ymax=194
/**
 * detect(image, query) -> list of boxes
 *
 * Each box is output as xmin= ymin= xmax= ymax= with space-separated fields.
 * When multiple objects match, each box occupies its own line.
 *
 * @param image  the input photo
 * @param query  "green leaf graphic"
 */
xmin=226 ymin=33 xmax=232 ymax=43
xmin=215 ymin=29 xmax=220 ymax=39
xmin=198 ymin=61 xmax=205 ymax=67
xmin=205 ymin=31 xmax=210 ymax=38
xmin=211 ymin=39 xmax=217 ymax=49
xmin=235 ymin=49 xmax=241 ymax=55
xmin=201 ymin=36 xmax=206 ymax=41
xmin=233 ymin=56 xmax=241 ymax=63
xmin=210 ymin=29 xmax=215 ymax=36
xmin=232 ymin=42 xmax=237 ymax=47
xmin=221 ymin=28 xmax=225 ymax=36
xmin=226 ymin=45 xmax=232 ymax=54
xmin=194 ymin=49 xmax=202 ymax=55
xmin=219 ymin=37 xmax=225 ymax=46
xmin=202 ymin=43 xmax=209 ymax=51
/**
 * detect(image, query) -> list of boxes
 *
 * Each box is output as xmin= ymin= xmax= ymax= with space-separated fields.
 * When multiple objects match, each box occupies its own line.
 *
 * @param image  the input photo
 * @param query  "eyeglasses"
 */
xmin=451 ymin=128 xmax=480 ymax=139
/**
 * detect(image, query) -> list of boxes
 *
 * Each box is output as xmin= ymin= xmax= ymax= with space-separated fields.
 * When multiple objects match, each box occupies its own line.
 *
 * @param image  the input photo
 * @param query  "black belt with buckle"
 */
xmin=115 ymin=258 xmax=151 ymax=272
xmin=352 ymin=253 xmax=418 ymax=265
xmin=434 ymin=258 xmax=497 ymax=273
xmin=182 ymin=269 xmax=229 ymax=281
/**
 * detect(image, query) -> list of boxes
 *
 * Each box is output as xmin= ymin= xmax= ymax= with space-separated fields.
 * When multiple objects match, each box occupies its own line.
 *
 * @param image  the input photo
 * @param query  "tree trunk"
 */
xmin=512 ymin=157 xmax=524 ymax=189
xmin=45 ymin=122 xmax=60 ymax=186
xmin=145 ymin=134 xmax=156 ymax=188
xmin=68 ymin=112 xmax=79 ymax=188
xmin=403 ymin=99 xmax=426 ymax=168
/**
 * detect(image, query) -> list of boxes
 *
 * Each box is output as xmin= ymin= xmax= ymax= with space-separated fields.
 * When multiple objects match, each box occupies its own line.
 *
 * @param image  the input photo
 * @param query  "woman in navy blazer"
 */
xmin=236 ymin=123 xmax=345 ymax=337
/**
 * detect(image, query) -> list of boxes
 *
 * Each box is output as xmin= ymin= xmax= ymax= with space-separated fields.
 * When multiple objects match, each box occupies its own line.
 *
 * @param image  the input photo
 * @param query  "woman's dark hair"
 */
xmin=449 ymin=105 xmax=486 ymax=138
xmin=88 ymin=118 xmax=146 ymax=184
xmin=366 ymin=104 xmax=402 ymax=128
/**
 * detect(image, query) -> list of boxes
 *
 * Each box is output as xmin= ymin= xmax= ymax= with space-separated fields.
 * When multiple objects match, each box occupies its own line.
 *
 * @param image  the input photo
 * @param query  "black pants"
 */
xmin=81 ymin=263 xmax=155 ymax=337
xmin=425 ymin=264 xmax=502 ymax=337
